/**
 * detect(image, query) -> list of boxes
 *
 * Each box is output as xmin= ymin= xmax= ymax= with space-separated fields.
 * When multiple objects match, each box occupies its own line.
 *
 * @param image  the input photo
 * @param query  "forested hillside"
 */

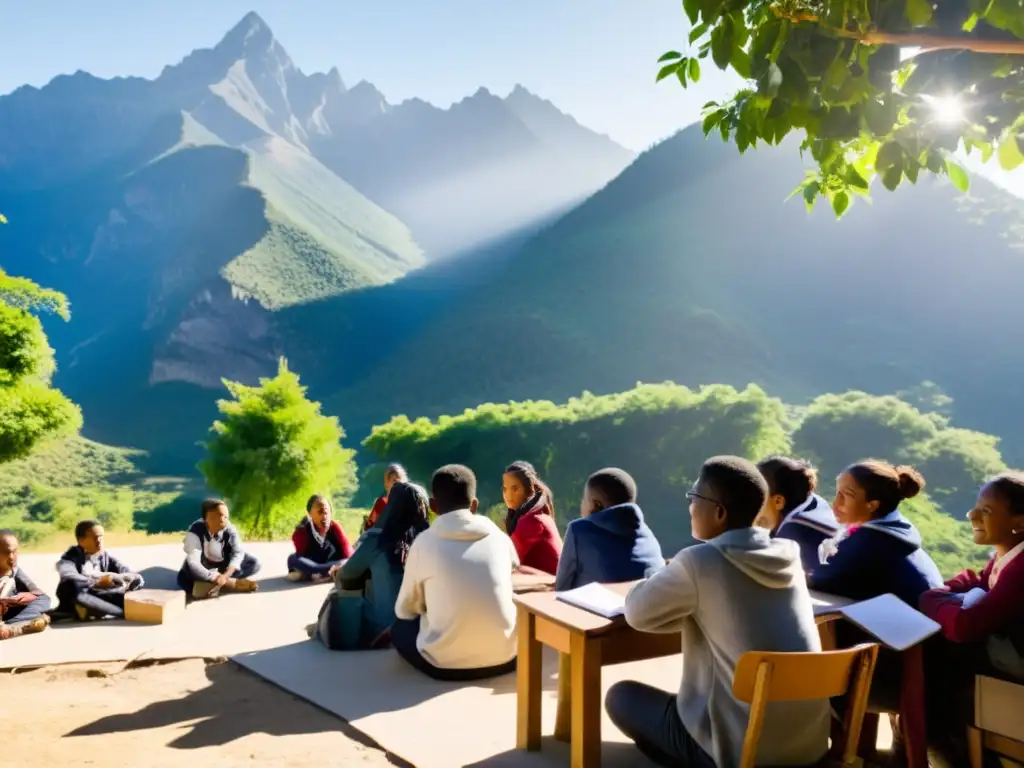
xmin=320 ymin=125 xmax=1024 ymax=465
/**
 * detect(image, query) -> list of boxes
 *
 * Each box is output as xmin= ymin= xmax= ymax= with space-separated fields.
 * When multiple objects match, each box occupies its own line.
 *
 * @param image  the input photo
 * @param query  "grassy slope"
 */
xmin=224 ymin=137 xmax=425 ymax=309
xmin=0 ymin=437 xmax=191 ymax=547
xmin=321 ymin=127 xmax=1024 ymax=462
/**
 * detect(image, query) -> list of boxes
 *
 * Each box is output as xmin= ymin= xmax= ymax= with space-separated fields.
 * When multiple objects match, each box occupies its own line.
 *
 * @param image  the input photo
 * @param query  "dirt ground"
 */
xmin=0 ymin=658 xmax=406 ymax=768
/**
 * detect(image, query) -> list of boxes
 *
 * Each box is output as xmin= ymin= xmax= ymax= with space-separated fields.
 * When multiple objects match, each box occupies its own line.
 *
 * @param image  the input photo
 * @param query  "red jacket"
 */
xmin=291 ymin=520 xmax=353 ymax=563
xmin=509 ymin=504 xmax=562 ymax=575
xmin=365 ymin=496 xmax=388 ymax=532
xmin=918 ymin=551 xmax=1024 ymax=644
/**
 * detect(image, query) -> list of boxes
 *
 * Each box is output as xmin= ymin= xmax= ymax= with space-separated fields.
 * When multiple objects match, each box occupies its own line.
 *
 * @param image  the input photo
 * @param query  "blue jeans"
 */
xmin=57 ymin=578 xmax=143 ymax=619
xmin=4 ymin=594 xmax=52 ymax=625
xmin=605 ymin=681 xmax=716 ymax=768
xmin=176 ymin=554 xmax=261 ymax=592
xmin=287 ymin=553 xmax=342 ymax=579
xmin=391 ymin=616 xmax=517 ymax=681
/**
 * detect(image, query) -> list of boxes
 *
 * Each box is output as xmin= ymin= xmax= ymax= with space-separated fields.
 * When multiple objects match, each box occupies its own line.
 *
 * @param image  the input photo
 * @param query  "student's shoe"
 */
xmin=285 ymin=571 xmax=304 ymax=582
xmin=3 ymin=615 xmax=52 ymax=638
xmin=305 ymin=622 xmax=318 ymax=639
xmin=310 ymin=573 xmax=331 ymax=585
xmin=229 ymin=578 xmax=259 ymax=593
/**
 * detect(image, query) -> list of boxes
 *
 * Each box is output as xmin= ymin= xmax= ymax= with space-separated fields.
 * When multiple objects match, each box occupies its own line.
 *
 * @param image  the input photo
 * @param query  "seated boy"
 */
xmin=606 ymin=456 xmax=829 ymax=768
xmin=555 ymin=467 xmax=665 ymax=591
xmin=0 ymin=529 xmax=52 ymax=640
xmin=177 ymin=499 xmax=261 ymax=599
xmin=392 ymin=464 xmax=519 ymax=680
xmin=56 ymin=520 xmax=144 ymax=620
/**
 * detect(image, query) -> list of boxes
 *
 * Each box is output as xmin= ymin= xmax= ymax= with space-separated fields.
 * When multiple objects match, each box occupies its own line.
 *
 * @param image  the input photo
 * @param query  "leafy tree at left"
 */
xmin=198 ymin=358 xmax=358 ymax=539
xmin=0 ymin=215 xmax=83 ymax=464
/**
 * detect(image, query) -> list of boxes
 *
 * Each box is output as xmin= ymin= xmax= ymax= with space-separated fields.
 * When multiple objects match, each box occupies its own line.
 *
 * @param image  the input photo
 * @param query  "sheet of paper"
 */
xmin=809 ymin=589 xmax=856 ymax=616
xmin=838 ymin=593 xmax=941 ymax=651
xmin=556 ymin=582 xmax=626 ymax=618
xmin=961 ymin=587 xmax=988 ymax=609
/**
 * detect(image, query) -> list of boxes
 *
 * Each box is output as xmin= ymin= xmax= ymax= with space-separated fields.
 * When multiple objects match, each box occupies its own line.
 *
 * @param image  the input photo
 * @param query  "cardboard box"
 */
xmin=124 ymin=589 xmax=186 ymax=625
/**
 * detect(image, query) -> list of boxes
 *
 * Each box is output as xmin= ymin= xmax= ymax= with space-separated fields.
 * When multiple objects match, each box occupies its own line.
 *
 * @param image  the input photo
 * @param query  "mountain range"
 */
xmin=3 ymin=12 xmax=1024 ymax=475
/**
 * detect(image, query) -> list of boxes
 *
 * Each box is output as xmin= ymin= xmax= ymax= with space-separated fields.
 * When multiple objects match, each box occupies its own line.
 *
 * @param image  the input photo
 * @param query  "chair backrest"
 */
xmin=732 ymin=643 xmax=879 ymax=768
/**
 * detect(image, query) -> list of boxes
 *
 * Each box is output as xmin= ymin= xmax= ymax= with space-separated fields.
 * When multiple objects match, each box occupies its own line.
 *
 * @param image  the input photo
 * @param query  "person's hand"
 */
xmin=328 ymin=563 xmax=340 ymax=578
xmin=214 ymin=573 xmax=230 ymax=587
xmin=96 ymin=574 xmax=116 ymax=589
xmin=12 ymin=593 xmax=36 ymax=605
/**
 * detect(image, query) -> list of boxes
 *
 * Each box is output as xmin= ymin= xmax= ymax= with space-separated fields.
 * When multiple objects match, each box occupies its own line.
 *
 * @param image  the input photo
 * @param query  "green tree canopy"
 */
xmin=198 ymin=358 xmax=357 ymax=539
xmin=0 ymin=262 xmax=82 ymax=463
xmin=659 ymin=0 xmax=1024 ymax=215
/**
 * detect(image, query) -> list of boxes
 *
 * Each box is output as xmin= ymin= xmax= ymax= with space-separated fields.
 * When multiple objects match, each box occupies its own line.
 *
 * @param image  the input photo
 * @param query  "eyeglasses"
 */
xmin=686 ymin=490 xmax=722 ymax=508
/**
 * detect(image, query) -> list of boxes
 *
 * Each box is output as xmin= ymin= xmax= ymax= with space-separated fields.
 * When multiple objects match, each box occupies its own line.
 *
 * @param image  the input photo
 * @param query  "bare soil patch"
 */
xmin=0 ymin=658 xmax=405 ymax=768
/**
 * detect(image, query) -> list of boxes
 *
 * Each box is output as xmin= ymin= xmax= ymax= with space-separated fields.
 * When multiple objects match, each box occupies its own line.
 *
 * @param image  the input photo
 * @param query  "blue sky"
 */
xmin=0 ymin=0 xmax=741 ymax=151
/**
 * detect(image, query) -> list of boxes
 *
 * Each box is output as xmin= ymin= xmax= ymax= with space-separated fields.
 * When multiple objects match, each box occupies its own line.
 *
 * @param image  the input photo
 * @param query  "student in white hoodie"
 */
xmin=606 ymin=455 xmax=830 ymax=768
xmin=392 ymin=464 xmax=519 ymax=680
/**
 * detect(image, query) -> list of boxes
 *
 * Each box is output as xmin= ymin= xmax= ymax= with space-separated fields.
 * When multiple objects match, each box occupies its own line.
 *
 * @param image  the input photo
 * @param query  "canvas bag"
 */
xmin=316 ymin=587 xmax=365 ymax=651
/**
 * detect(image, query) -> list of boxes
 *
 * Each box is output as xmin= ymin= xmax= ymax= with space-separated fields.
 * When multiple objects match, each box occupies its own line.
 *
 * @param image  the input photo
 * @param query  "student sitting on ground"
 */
xmin=56 ymin=520 xmax=144 ymax=620
xmin=0 ymin=530 xmax=52 ymax=640
xmin=364 ymin=463 xmax=408 ymax=534
xmin=756 ymin=456 xmax=839 ymax=573
xmin=917 ymin=472 xmax=1024 ymax=764
xmin=177 ymin=499 xmax=261 ymax=599
xmin=810 ymin=459 xmax=943 ymax=606
xmin=392 ymin=464 xmax=519 ymax=680
xmin=288 ymin=494 xmax=353 ymax=583
xmin=555 ymin=467 xmax=664 ymax=591
xmin=606 ymin=456 xmax=829 ymax=768
xmin=503 ymin=460 xmax=562 ymax=574
xmin=316 ymin=481 xmax=431 ymax=650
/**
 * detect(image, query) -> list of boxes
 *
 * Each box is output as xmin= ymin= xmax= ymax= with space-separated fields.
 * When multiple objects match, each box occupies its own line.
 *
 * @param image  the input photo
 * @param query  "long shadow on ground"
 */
xmin=63 ymin=660 xmax=411 ymax=764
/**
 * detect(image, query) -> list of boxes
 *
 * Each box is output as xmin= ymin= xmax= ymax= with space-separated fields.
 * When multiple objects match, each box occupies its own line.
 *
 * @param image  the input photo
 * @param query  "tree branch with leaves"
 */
xmin=658 ymin=0 xmax=1024 ymax=216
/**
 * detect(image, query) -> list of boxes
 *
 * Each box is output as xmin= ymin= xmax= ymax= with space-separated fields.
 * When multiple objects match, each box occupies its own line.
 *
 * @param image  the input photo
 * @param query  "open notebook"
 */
xmin=835 ymin=593 xmax=941 ymax=651
xmin=555 ymin=582 xmax=626 ymax=618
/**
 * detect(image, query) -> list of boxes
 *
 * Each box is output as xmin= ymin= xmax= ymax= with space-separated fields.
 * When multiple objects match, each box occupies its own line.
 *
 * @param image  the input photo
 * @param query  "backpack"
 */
xmin=316 ymin=588 xmax=364 ymax=651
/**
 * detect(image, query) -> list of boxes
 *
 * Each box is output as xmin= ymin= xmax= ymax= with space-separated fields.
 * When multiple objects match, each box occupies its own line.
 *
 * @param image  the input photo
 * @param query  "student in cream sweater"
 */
xmin=392 ymin=464 xmax=519 ymax=680
xmin=606 ymin=456 xmax=830 ymax=768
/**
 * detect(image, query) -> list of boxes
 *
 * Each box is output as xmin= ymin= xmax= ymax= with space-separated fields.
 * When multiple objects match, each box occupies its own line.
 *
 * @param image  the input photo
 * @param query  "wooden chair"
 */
xmin=968 ymin=675 xmax=1024 ymax=768
xmin=732 ymin=643 xmax=880 ymax=768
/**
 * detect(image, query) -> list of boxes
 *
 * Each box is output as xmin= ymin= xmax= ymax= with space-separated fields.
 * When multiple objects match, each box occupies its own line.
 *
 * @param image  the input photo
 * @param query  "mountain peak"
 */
xmin=218 ymin=11 xmax=275 ymax=56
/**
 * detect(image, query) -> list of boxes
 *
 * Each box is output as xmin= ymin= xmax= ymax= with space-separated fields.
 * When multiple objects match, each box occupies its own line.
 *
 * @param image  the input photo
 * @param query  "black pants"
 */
xmin=176 ymin=554 xmax=261 ymax=592
xmin=605 ymin=681 xmax=716 ymax=768
xmin=57 ymin=580 xmax=139 ymax=619
xmin=391 ymin=617 xmax=517 ymax=681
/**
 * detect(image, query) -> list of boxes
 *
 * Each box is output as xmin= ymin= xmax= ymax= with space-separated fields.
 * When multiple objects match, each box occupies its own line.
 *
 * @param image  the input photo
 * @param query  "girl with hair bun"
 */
xmin=809 ymin=459 xmax=943 ymax=607
xmin=502 ymin=461 xmax=562 ymax=574
xmin=756 ymin=456 xmax=839 ymax=572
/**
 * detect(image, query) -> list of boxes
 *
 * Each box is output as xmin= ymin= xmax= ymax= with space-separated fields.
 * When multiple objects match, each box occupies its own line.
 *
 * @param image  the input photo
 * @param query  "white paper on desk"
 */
xmin=838 ymin=593 xmax=941 ymax=651
xmin=961 ymin=587 xmax=988 ymax=609
xmin=556 ymin=583 xmax=626 ymax=618
xmin=809 ymin=590 xmax=856 ymax=616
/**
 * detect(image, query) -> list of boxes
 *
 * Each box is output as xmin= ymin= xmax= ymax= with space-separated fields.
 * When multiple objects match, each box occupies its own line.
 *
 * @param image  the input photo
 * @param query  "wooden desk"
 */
xmin=512 ymin=567 xmax=556 ymax=594
xmin=514 ymin=582 xmax=680 ymax=768
xmin=514 ymin=585 xmax=876 ymax=768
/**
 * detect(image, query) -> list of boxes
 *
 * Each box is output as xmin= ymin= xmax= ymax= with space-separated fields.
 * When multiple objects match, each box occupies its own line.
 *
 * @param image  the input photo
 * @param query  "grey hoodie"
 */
xmin=623 ymin=526 xmax=830 ymax=767
xmin=395 ymin=509 xmax=520 ymax=669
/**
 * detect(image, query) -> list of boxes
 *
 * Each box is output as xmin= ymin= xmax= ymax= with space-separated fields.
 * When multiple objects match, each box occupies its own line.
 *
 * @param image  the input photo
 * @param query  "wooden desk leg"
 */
xmin=570 ymin=632 xmax=602 ymax=768
xmin=966 ymin=725 xmax=983 ymax=768
xmin=899 ymin=644 xmax=927 ymax=768
xmin=554 ymin=652 xmax=571 ymax=742
xmin=516 ymin=607 xmax=542 ymax=751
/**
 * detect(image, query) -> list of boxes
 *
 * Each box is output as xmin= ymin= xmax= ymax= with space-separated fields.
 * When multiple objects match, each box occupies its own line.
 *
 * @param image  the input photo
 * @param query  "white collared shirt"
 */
xmin=991 ymin=539 xmax=1024 ymax=589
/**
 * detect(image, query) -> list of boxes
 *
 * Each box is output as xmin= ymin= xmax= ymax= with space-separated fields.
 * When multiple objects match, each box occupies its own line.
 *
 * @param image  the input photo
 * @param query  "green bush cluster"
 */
xmin=364 ymin=382 xmax=998 ymax=574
